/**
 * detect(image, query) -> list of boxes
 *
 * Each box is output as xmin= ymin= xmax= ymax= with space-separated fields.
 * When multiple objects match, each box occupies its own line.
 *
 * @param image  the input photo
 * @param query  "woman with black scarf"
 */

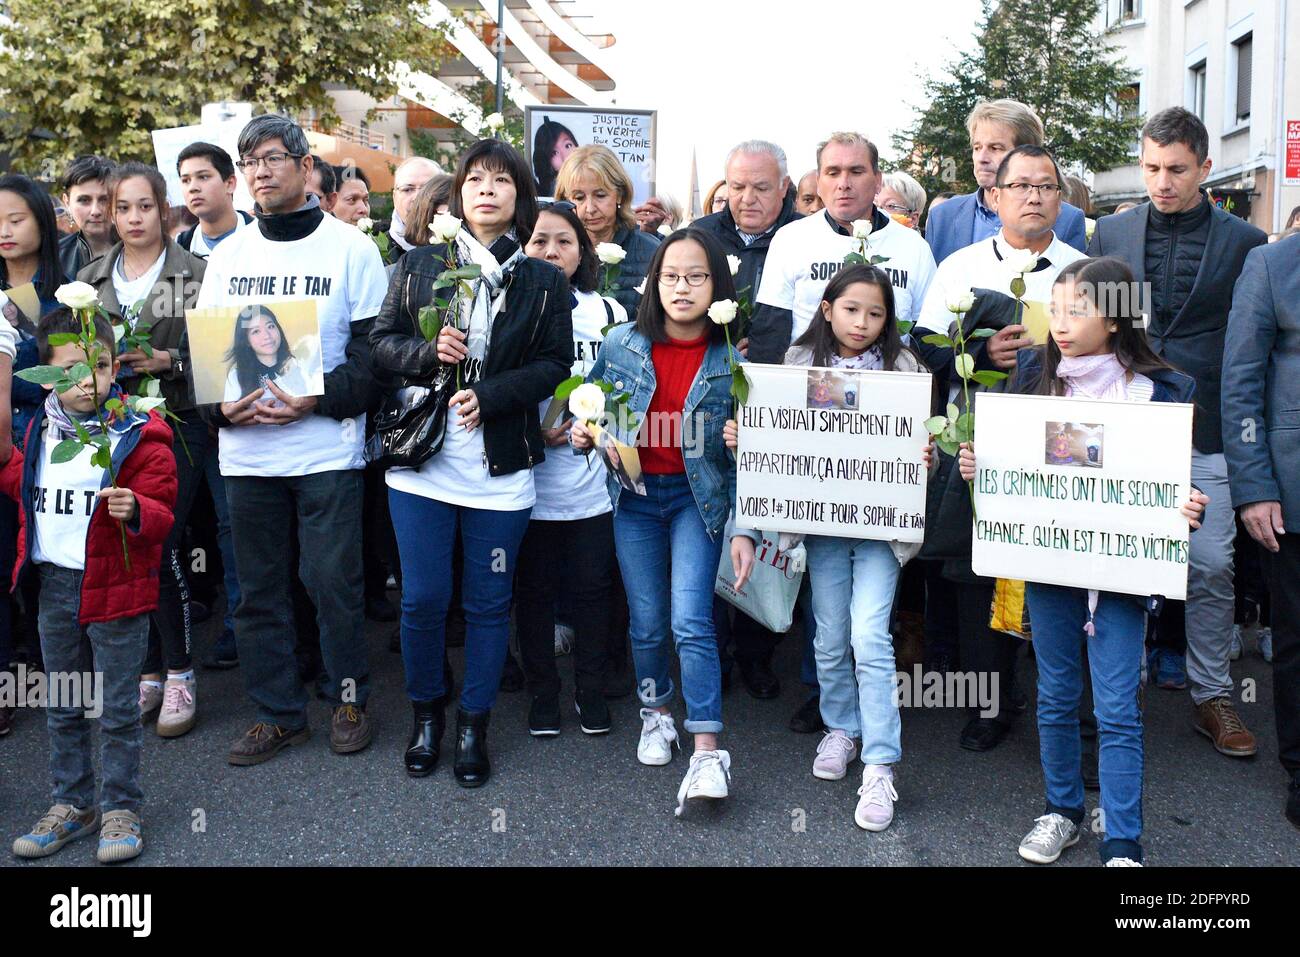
xmin=371 ymin=139 xmax=573 ymax=787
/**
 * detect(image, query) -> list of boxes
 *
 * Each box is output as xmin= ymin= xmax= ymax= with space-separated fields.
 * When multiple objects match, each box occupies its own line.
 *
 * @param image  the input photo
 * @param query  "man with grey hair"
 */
xmin=690 ymin=139 xmax=801 ymax=315
xmin=925 ymin=98 xmax=1087 ymax=264
xmin=690 ymin=138 xmax=802 ymax=700
xmin=196 ymin=113 xmax=389 ymax=766
xmin=388 ymin=155 xmax=441 ymax=261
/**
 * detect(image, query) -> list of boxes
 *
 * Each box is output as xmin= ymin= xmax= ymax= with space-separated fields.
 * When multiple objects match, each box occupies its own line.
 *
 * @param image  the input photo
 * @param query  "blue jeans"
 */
xmin=805 ymin=536 xmax=902 ymax=763
xmin=38 ymin=563 xmax=148 ymax=814
xmin=388 ymin=488 xmax=531 ymax=713
xmin=613 ymin=472 xmax=724 ymax=734
xmin=1026 ymin=582 xmax=1145 ymax=863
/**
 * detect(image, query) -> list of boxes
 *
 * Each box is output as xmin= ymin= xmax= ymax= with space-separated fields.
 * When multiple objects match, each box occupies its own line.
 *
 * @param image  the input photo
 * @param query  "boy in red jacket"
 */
xmin=5 ymin=308 xmax=176 ymax=864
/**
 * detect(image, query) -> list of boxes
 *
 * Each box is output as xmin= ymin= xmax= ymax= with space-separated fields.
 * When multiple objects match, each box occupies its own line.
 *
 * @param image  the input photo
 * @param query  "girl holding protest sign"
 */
xmin=726 ymin=264 xmax=932 ymax=832
xmin=570 ymin=228 xmax=739 ymax=816
xmin=958 ymin=256 xmax=1208 ymax=866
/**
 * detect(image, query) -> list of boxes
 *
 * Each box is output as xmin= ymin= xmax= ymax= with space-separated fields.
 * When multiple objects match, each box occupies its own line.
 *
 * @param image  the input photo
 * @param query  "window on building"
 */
xmin=1190 ymin=61 xmax=1207 ymax=120
xmin=1105 ymin=0 xmax=1142 ymax=26
xmin=1233 ymin=34 xmax=1252 ymax=124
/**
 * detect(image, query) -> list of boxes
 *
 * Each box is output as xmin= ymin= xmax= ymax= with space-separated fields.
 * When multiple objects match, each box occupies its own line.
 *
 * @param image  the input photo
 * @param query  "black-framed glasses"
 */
xmin=998 ymin=182 xmax=1063 ymax=198
xmin=235 ymin=151 xmax=304 ymax=172
xmin=657 ymin=271 xmax=711 ymax=287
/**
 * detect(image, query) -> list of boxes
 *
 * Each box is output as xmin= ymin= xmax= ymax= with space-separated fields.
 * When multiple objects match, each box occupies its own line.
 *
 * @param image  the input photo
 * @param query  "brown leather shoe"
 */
xmin=330 ymin=704 xmax=373 ymax=754
xmin=1193 ymin=698 xmax=1257 ymax=757
xmin=228 ymin=722 xmax=310 ymax=766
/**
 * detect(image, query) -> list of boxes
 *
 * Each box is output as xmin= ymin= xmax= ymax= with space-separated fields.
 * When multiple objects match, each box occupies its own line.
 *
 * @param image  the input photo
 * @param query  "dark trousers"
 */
xmin=1269 ymin=536 xmax=1300 ymax=774
xmin=516 ymin=513 xmax=614 ymax=698
xmin=954 ymin=579 xmax=1019 ymax=723
xmin=362 ymin=462 xmax=400 ymax=601
xmin=143 ymin=412 xmax=210 ymax=674
xmin=226 ymin=470 xmax=369 ymax=728
xmin=1149 ymin=599 xmax=1187 ymax=653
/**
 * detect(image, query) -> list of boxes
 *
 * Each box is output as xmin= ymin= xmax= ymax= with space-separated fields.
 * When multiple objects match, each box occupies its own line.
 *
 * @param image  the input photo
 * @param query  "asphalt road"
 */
xmin=1 ymin=610 xmax=1295 ymax=868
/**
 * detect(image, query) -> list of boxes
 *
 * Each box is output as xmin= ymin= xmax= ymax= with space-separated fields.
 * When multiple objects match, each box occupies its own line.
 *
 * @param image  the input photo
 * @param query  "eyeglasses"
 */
xmin=881 ymin=202 xmax=914 ymax=216
xmin=657 ymin=271 xmax=711 ymax=287
xmin=235 ymin=151 xmax=304 ymax=173
xmin=998 ymin=182 xmax=1063 ymax=198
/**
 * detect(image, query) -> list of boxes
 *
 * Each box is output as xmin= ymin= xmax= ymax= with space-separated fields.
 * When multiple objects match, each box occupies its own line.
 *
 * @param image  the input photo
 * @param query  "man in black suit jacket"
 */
xmin=1089 ymin=108 xmax=1267 ymax=758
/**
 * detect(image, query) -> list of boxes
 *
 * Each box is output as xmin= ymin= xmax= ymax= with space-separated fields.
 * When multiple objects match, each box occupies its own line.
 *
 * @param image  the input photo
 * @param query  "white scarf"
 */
xmin=452 ymin=229 xmax=527 ymax=385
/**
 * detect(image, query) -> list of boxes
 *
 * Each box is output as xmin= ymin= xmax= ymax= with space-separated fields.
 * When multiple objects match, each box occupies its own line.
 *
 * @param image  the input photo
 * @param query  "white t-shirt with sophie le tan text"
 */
xmin=196 ymin=213 xmax=388 ymax=477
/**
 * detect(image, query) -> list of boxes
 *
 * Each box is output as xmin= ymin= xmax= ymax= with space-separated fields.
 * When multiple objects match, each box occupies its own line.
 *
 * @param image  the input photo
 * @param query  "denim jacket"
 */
xmin=586 ymin=323 xmax=740 ymax=540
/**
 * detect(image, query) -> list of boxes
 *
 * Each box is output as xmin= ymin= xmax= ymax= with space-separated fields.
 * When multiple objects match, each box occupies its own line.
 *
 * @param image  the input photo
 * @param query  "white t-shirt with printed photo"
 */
xmin=755 ymin=210 xmax=937 ymax=342
xmin=530 ymin=290 xmax=625 ymax=522
xmin=197 ymin=213 xmax=388 ymax=477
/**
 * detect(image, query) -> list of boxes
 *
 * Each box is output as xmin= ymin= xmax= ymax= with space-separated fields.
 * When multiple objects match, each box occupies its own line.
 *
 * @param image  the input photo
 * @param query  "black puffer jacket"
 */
xmin=370 ymin=240 xmax=574 ymax=477
xmin=1144 ymin=197 xmax=1210 ymax=328
xmin=688 ymin=191 xmax=801 ymax=338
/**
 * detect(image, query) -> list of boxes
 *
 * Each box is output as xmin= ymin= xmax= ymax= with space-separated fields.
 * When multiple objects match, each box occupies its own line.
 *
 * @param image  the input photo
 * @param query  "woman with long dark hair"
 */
xmin=78 ymin=161 xmax=208 ymax=739
xmin=371 ymin=138 xmax=573 ymax=787
xmin=222 ymin=304 xmax=312 ymax=401
xmin=532 ymin=117 xmax=578 ymax=198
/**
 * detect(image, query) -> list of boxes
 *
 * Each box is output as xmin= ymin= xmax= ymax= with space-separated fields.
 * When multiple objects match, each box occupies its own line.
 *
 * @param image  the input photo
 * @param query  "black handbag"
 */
xmin=364 ymin=365 xmax=454 ymax=469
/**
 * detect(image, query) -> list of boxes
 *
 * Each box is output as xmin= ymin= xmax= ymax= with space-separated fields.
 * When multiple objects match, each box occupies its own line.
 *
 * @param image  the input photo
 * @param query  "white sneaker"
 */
xmin=855 ymin=764 xmax=898 ymax=831
xmin=1230 ymin=624 xmax=1244 ymax=661
xmin=1105 ymin=857 xmax=1143 ymax=867
xmin=675 ymin=749 xmax=731 ymax=816
xmin=1258 ymin=626 xmax=1273 ymax=663
xmin=138 ymin=681 xmax=163 ymax=716
xmin=636 ymin=708 xmax=679 ymax=766
xmin=812 ymin=729 xmax=858 ymax=781
xmin=553 ymin=623 xmax=575 ymax=657
xmin=1018 ymin=812 xmax=1080 ymax=864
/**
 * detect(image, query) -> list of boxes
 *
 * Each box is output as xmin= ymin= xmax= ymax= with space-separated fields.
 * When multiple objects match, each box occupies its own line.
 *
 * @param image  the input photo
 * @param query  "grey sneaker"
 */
xmin=1018 ymin=812 xmax=1080 ymax=864
xmin=13 ymin=804 xmax=100 ymax=859
xmin=855 ymin=764 xmax=898 ymax=831
xmin=1258 ymin=627 xmax=1273 ymax=663
xmin=138 ymin=681 xmax=163 ymax=716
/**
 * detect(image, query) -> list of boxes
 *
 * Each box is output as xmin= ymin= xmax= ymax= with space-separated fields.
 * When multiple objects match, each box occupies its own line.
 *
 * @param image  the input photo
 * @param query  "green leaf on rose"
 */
xmin=897 ymin=320 xmax=914 ymax=335
xmin=417 ymin=305 xmax=443 ymax=342
xmin=49 ymin=438 xmax=84 ymax=464
xmin=923 ymin=415 xmax=948 ymax=436
xmin=553 ymin=375 xmax=583 ymax=401
xmin=935 ymin=435 xmax=960 ymax=457
xmin=946 ymin=403 xmax=959 ymax=421
xmin=16 ymin=365 xmax=70 ymax=385
xmin=968 ymin=327 xmax=997 ymax=339
xmin=955 ymin=412 xmax=974 ymax=443
xmin=731 ymin=365 xmax=750 ymax=405
xmin=1010 ymin=276 xmax=1026 ymax=298
xmin=971 ymin=369 xmax=1009 ymax=387
xmin=46 ymin=333 xmax=79 ymax=346
xmin=954 ymin=353 xmax=975 ymax=379
xmin=921 ymin=334 xmax=953 ymax=348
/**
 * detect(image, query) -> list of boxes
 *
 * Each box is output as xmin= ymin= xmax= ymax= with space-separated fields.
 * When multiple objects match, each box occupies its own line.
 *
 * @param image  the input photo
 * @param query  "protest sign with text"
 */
xmin=970 ymin=392 xmax=1193 ymax=599
xmin=525 ymin=105 xmax=656 ymax=204
xmin=734 ymin=364 xmax=932 ymax=541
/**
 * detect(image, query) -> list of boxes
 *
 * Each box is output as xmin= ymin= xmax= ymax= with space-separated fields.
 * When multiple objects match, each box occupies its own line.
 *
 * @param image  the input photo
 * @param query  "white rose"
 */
xmin=946 ymin=290 xmax=976 ymax=313
xmin=595 ymin=242 xmax=627 ymax=266
xmin=568 ymin=382 xmax=606 ymax=422
xmin=708 ymin=299 xmax=738 ymax=326
xmin=484 ymin=111 xmax=505 ymax=131
xmin=851 ymin=219 xmax=873 ymax=241
xmin=55 ymin=281 xmax=99 ymax=311
xmin=726 ymin=254 xmax=741 ymax=277
xmin=356 ymin=217 xmax=374 ymax=234
xmin=430 ymin=212 xmax=462 ymax=244
xmin=1004 ymin=247 xmax=1039 ymax=275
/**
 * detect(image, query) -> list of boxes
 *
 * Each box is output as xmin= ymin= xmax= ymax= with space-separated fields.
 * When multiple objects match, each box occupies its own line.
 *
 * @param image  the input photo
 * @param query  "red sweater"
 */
xmin=640 ymin=332 xmax=708 ymax=475
xmin=0 ymin=412 xmax=177 ymax=624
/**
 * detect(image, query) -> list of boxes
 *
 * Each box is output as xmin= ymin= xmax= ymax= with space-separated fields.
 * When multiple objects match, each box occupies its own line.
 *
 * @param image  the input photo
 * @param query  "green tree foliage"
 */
xmin=889 ymin=0 xmax=1141 ymax=202
xmin=0 ymin=0 xmax=453 ymax=171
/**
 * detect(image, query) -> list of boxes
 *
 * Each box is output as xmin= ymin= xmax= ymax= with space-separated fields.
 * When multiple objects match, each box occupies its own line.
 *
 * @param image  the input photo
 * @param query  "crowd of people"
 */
xmin=0 ymin=97 xmax=1296 ymax=867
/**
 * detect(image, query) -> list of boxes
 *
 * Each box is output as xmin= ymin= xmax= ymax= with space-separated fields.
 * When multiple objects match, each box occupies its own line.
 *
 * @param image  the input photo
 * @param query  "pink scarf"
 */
xmin=1056 ymin=354 xmax=1129 ymax=400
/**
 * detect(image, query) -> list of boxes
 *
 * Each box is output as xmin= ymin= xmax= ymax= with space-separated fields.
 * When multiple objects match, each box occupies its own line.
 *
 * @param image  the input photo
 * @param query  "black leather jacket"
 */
xmin=370 ymin=243 xmax=574 ymax=477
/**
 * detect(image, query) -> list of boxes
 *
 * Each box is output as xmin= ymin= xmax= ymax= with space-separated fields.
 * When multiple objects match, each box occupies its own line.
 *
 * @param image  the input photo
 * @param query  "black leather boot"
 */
xmin=405 ymin=698 xmax=446 ymax=777
xmin=453 ymin=708 xmax=491 ymax=788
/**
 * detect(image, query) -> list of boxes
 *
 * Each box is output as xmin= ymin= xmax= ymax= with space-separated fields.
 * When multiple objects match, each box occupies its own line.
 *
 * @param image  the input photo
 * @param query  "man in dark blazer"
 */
xmin=1090 ymin=107 xmax=1267 ymax=758
xmin=925 ymin=98 xmax=1087 ymax=264
xmin=1221 ymin=232 xmax=1300 ymax=828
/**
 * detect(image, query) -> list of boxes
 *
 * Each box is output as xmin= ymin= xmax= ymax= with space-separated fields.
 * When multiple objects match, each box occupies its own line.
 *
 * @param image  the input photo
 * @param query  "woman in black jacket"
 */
xmin=370 ymin=139 xmax=573 ymax=787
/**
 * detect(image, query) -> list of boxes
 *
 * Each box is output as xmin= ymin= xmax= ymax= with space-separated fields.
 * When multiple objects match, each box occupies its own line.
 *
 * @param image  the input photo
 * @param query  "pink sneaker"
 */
xmin=855 ymin=764 xmax=898 ymax=831
xmin=138 ymin=681 xmax=163 ymax=716
xmin=812 ymin=729 xmax=858 ymax=780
